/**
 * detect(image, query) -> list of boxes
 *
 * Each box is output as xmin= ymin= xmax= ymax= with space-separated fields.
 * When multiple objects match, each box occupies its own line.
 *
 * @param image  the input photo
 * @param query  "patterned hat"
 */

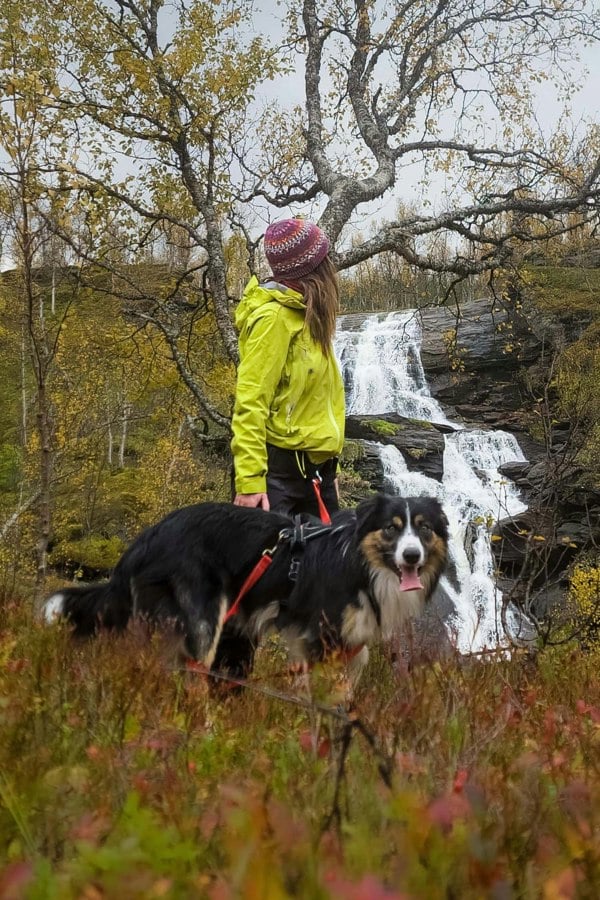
xmin=264 ymin=219 xmax=330 ymax=279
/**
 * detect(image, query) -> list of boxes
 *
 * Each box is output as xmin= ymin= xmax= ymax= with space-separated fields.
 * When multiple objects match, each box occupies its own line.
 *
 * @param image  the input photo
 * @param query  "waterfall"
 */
xmin=336 ymin=311 xmax=454 ymax=425
xmin=335 ymin=311 xmax=532 ymax=653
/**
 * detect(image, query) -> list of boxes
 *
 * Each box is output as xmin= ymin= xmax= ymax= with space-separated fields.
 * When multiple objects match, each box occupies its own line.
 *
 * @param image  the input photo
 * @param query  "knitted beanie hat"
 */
xmin=264 ymin=219 xmax=330 ymax=279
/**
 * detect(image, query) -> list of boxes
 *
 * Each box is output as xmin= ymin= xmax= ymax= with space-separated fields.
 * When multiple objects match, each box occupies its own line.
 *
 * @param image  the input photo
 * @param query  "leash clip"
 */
xmin=311 ymin=472 xmax=332 ymax=525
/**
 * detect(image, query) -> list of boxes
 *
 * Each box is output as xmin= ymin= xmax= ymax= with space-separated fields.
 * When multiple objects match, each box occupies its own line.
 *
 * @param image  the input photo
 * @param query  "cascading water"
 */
xmin=336 ymin=311 xmax=455 ymax=425
xmin=335 ymin=311 xmax=532 ymax=653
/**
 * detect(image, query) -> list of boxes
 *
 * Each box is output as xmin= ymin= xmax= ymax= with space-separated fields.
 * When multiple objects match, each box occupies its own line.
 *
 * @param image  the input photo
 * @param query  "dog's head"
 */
xmin=356 ymin=493 xmax=449 ymax=593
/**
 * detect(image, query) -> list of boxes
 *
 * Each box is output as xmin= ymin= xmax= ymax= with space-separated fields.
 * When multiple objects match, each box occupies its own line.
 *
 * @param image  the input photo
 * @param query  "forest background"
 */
xmin=1 ymin=1 xmax=600 ymax=896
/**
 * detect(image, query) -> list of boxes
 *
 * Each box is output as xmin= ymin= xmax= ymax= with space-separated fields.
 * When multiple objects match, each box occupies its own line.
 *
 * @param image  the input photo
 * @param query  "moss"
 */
xmin=341 ymin=439 xmax=366 ymax=463
xmin=49 ymin=534 xmax=126 ymax=573
xmin=407 ymin=447 xmax=428 ymax=460
xmin=338 ymin=469 xmax=372 ymax=507
xmin=523 ymin=266 xmax=600 ymax=317
xmin=405 ymin=417 xmax=436 ymax=430
xmin=360 ymin=419 xmax=401 ymax=436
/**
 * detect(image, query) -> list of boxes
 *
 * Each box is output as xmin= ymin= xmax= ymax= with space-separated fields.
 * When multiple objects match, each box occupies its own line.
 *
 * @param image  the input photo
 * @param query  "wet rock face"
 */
xmin=418 ymin=298 xmax=543 ymax=374
xmin=345 ymin=414 xmax=451 ymax=482
xmin=421 ymin=299 xmax=542 ymax=414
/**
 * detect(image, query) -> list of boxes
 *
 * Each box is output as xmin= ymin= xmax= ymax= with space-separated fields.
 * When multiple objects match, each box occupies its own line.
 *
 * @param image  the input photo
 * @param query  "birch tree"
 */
xmin=57 ymin=0 xmax=279 ymax=348
xmin=11 ymin=0 xmax=600 ymax=432
xmin=0 ymin=4 xmax=77 ymax=596
xmin=267 ymin=0 xmax=600 ymax=275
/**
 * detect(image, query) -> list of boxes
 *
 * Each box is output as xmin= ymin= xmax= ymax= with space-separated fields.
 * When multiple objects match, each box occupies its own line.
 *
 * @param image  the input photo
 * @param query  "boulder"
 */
xmin=345 ymin=413 xmax=450 ymax=481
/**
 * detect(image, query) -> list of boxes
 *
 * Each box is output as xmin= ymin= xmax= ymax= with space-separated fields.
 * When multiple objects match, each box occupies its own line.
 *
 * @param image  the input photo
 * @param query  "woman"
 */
xmin=231 ymin=218 xmax=345 ymax=519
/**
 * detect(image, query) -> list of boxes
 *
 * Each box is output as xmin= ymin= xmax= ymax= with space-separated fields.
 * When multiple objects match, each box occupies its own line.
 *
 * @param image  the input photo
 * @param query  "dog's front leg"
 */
xmin=344 ymin=645 xmax=369 ymax=701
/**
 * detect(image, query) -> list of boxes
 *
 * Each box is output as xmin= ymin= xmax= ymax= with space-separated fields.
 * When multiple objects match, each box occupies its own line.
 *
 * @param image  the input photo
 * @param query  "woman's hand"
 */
xmin=233 ymin=492 xmax=270 ymax=510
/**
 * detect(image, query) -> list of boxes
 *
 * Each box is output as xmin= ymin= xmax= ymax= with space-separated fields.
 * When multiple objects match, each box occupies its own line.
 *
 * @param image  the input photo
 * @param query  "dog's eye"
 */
xmin=419 ymin=523 xmax=432 ymax=537
xmin=383 ymin=524 xmax=397 ymax=539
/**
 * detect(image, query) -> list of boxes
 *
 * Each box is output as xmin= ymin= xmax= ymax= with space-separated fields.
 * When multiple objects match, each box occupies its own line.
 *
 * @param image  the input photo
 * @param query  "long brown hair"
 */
xmin=294 ymin=255 xmax=339 ymax=355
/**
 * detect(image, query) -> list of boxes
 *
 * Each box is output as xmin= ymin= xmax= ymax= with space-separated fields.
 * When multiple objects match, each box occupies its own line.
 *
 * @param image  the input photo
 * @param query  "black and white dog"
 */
xmin=44 ymin=494 xmax=449 ymax=679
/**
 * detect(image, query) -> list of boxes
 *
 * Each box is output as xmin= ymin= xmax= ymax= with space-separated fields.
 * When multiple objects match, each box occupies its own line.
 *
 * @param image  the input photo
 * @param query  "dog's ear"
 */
xmin=430 ymin=500 xmax=450 ymax=539
xmin=355 ymin=493 xmax=389 ymax=535
xmin=438 ymin=509 xmax=450 ymax=540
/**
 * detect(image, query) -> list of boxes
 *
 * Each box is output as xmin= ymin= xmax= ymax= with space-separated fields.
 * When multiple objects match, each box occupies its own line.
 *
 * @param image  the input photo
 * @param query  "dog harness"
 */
xmin=223 ymin=517 xmax=341 ymax=624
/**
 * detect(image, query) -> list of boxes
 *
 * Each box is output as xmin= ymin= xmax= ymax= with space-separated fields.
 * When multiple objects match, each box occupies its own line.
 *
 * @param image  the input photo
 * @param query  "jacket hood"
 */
xmin=235 ymin=276 xmax=305 ymax=331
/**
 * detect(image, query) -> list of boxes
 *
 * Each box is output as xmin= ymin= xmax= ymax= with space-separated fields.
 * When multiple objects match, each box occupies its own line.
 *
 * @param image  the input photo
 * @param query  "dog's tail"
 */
xmin=43 ymin=580 xmax=131 ymax=636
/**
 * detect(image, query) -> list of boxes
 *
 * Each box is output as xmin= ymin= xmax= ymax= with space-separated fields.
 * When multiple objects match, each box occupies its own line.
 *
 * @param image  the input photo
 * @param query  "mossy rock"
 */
xmin=359 ymin=419 xmax=401 ymax=436
xmin=49 ymin=534 xmax=126 ymax=574
xmin=405 ymin=417 xmax=436 ymax=431
xmin=341 ymin=439 xmax=366 ymax=463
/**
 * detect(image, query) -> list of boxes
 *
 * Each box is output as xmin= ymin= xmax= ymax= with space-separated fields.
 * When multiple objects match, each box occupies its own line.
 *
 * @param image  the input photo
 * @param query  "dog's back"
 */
xmin=44 ymin=502 xmax=294 ymax=663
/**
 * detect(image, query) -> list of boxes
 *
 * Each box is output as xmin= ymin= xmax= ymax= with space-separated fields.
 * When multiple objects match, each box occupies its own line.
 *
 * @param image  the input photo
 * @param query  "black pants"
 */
xmin=265 ymin=444 xmax=339 ymax=518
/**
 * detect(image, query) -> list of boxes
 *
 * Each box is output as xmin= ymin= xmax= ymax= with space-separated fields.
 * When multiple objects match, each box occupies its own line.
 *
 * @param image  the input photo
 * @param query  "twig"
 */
xmin=183 ymin=663 xmax=395 ymax=807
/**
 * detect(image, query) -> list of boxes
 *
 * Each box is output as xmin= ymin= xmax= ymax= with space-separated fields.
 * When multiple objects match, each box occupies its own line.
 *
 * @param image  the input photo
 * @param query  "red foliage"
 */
xmin=576 ymin=699 xmax=600 ymax=724
xmin=69 ymin=810 xmax=111 ymax=846
xmin=0 ymin=862 xmax=34 ymax=899
xmin=324 ymin=872 xmax=409 ymax=900
xmin=298 ymin=728 xmax=331 ymax=758
xmin=428 ymin=770 xmax=472 ymax=833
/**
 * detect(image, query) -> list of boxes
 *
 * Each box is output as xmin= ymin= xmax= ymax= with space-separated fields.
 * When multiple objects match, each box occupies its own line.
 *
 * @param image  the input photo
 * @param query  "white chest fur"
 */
xmin=372 ymin=568 xmax=424 ymax=638
xmin=341 ymin=569 xmax=425 ymax=646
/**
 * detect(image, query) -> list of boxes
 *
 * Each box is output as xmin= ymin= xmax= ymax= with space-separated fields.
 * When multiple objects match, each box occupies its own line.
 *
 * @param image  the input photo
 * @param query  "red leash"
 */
xmin=223 ymin=549 xmax=275 ymax=623
xmin=312 ymin=476 xmax=332 ymax=525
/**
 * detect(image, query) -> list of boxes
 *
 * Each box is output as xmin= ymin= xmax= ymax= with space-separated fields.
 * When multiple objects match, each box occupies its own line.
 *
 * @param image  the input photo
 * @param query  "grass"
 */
xmin=1 ymin=598 xmax=600 ymax=898
xmin=524 ymin=266 xmax=600 ymax=317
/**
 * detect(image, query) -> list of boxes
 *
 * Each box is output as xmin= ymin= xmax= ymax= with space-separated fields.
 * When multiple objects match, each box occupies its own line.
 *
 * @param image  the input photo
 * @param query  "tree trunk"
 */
xmin=118 ymin=402 xmax=130 ymax=469
xmin=34 ymin=383 xmax=53 ymax=596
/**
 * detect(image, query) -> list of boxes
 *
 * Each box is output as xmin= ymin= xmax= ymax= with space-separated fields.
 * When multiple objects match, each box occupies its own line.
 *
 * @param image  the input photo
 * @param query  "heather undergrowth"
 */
xmin=1 ymin=599 xmax=599 ymax=899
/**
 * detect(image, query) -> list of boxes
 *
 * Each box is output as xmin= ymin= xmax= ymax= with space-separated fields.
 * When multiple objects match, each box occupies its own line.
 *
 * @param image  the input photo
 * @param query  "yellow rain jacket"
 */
xmin=231 ymin=276 xmax=345 ymax=495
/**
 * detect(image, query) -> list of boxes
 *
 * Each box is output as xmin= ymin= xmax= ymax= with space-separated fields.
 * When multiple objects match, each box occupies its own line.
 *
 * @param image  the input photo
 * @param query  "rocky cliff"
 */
xmin=341 ymin=295 xmax=600 ymax=616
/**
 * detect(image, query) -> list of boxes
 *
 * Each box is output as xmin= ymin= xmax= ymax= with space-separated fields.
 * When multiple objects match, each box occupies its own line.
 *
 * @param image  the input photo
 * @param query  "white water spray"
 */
xmin=336 ymin=312 xmax=454 ymax=425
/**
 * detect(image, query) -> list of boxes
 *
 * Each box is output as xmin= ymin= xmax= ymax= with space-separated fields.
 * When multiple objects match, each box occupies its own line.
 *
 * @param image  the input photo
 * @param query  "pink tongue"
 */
xmin=399 ymin=565 xmax=423 ymax=592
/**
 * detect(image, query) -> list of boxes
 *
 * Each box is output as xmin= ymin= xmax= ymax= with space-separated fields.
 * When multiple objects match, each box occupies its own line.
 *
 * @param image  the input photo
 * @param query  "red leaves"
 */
xmin=575 ymin=699 xmax=600 ymax=724
xmin=5 ymin=659 xmax=29 ymax=674
xmin=0 ymin=862 xmax=34 ymax=900
xmin=324 ymin=872 xmax=409 ymax=900
xmin=428 ymin=791 xmax=471 ymax=833
xmin=453 ymin=768 xmax=469 ymax=793
xmin=542 ymin=866 xmax=579 ymax=900
xmin=69 ymin=810 xmax=111 ymax=846
xmin=298 ymin=728 xmax=331 ymax=758
xmin=428 ymin=769 xmax=472 ymax=833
